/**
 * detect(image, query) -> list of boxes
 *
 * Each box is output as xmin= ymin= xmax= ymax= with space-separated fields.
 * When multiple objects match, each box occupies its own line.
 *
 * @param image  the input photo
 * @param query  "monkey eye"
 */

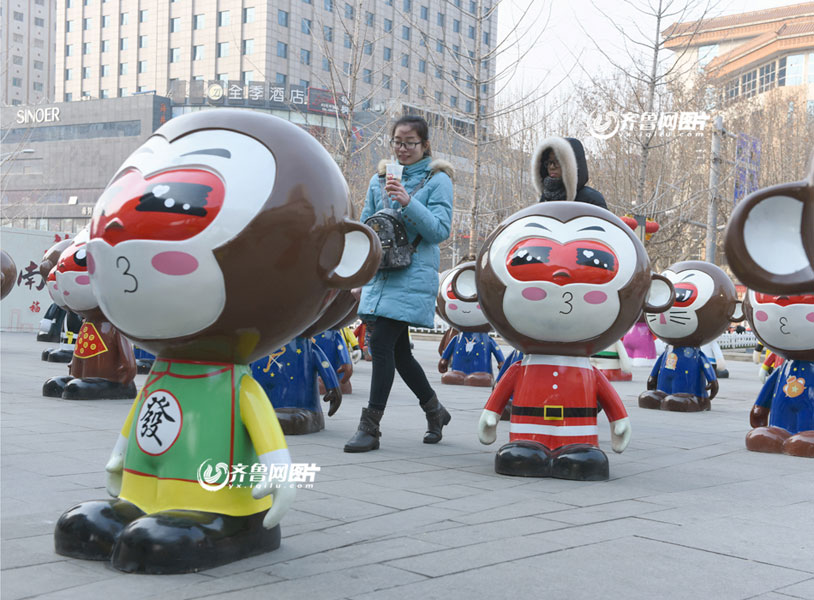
xmin=673 ymin=284 xmax=697 ymax=307
xmin=575 ymin=247 xmax=614 ymax=271
xmin=510 ymin=245 xmax=551 ymax=266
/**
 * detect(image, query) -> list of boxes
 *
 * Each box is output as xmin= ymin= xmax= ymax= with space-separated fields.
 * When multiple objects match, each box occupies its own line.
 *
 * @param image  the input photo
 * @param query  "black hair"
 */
xmin=391 ymin=115 xmax=431 ymax=156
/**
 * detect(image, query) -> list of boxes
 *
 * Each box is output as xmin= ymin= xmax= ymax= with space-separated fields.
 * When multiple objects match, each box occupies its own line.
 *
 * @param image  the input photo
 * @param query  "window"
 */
xmin=470 ymin=1 xmax=476 ymax=11
xmin=384 ymin=46 xmax=392 ymax=61
xmin=218 ymin=11 xmax=230 ymax=26
xmin=138 ymin=60 xmax=147 ymax=73
xmin=102 ymin=15 xmax=110 ymax=27
xmin=453 ymin=44 xmax=460 ymax=55
xmin=242 ymin=39 xmax=254 ymax=55
xmin=101 ymin=40 xmax=109 ymax=52
xmin=383 ymin=74 xmax=391 ymax=89
xmin=13 ymin=11 xmax=23 ymax=22
xmin=278 ymin=10 xmax=288 ymax=26
xmin=139 ymin=35 xmax=148 ymax=48
xmin=12 ymin=55 xmax=23 ymax=65
xmin=242 ymin=70 xmax=254 ymax=83
xmin=192 ymin=75 xmax=204 ymax=81
xmin=345 ymin=3 xmax=354 ymax=19
xmin=101 ymin=64 xmax=110 ymax=76
xmin=452 ymin=70 xmax=459 ymax=82
xmin=484 ymin=31 xmax=490 ymax=45
xmin=119 ymin=88 xmax=127 ymax=97
xmin=66 ymin=20 xmax=74 ymax=32
xmin=120 ymin=38 xmax=128 ymax=50
xmin=65 ymin=93 xmax=73 ymax=102
xmin=34 ymin=60 xmax=43 ymax=70
xmin=324 ymin=25 xmax=333 ymax=41
xmin=14 ymin=33 xmax=24 ymax=43
xmin=83 ymin=16 xmax=92 ymax=29
xmin=437 ymin=12 xmax=445 ymax=26
xmin=384 ymin=18 xmax=392 ymax=32
xmin=436 ymin=40 xmax=444 ymax=53
xmin=420 ymin=5 xmax=428 ymax=19
xmin=170 ymin=17 xmax=180 ymax=32
xmin=343 ymin=61 xmax=351 ymax=75
xmin=741 ymin=70 xmax=756 ymax=98
xmin=100 ymin=89 xmax=109 ymax=98
xmin=324 ymin=0 xmax=333 ymax=11
xmin=400 ymin=79 xmax=408 ymax=93
xmin=366 ymin=12 xmax=374 ymax=26
xmin=193 ymin=14 xmax=204 ymax=29
xmin=363 ymin=68 xmax=372 ymax=83
xmin=276 ymin=72 xmax=287 ymax=84
xmin=697 ymin=44 xmax=718 ymax=71
xmin=301 ymin=49 xmax=311 ymax=65
xmin=364 ymin=41 xmax=372 ymax=55
xmin=33 ymin=82 xmax=44 ymax=92
xmin=402 ymin=25 xmax=410 ymax=40
xmin=83 ymin=42 xmax=91 ymax=54
xmin=119 ymin=63 xmax=127 ymax=75
xmin=66 ymin=44 xmax=74 ymax=56
xmin=169 ymin=48 xmax=180 ymax=63
xmin=344 ymin=33 xmax=352 ymax=48
xmin=81 ymin=67 xmax=91 ymax=79
xmin=468 ymin=25 xmax=475 ymax=39
xmin=435 ymin=90 xmax=442 ymax=102
xmin=453 ymin=19 xmax=460 ymax=33
xmin=465 ymin=100 xmax=473 ymax=113
xmin=725 ymin=78 xmax=738 ymax=101
xmin=808 ymin=54 xmax=814 ymax=84
xmin=418 ymin=59 xmax=426 ymax=73
xmin=759 ymin=62 xmax=776 ymax=92
xmin=418 ymin=85 xmax=425 ymax=97
xmin=322 ymin=56 xmax=331 ymax=71
xmin=450 ymin=95 xmax=458 ymax=107
xmin=34 ymin=38 xmax=44 ymax=48
xmin=120 ymin=12 xmax=128 ymax=25
xmin=11 ymin=77 xmax=21 ymax=87
xmin=403 ymin=0 xmax=412 ymax=10
xmin=435 ymin=65 xmax=442 ymax=78
xmin=139 ymin=9 xmax=148 ymax=23
xmin=302 ymin=18 xmax=312 ymax=34
xmin=193 ymin=45 xmax=204 ymax=60
xmin=299 ymin=79 xmax=309 ymax=88
xmin=277 ymin=41 xmax=288 ymax=58
xmin=243 ymin=7 xmax=254 ymax=23
xmin=217 ymin=73 xmax=228 ymax=82
xmin=401 ymin=54 xmax=410 ymax=67
xmin=785 ymin=54 xmax=804 ymax=85
xmin=217 ymin=42 xmax=229 ymax=57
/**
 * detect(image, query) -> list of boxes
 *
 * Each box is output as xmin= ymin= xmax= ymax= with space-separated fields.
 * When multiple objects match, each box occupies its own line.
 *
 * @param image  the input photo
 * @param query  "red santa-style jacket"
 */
xmin=485 ymin=355 xmax=627 ymax=450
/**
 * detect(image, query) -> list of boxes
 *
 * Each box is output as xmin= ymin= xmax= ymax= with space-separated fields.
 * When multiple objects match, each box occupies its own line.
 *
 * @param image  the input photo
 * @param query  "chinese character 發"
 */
xmin=138 ymin=395 xmax=176 ymax=447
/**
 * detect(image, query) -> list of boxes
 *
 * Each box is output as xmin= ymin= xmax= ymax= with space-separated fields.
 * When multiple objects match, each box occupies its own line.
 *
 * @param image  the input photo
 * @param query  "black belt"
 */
xmin=511 ymin=405 xmax=597 ymax=420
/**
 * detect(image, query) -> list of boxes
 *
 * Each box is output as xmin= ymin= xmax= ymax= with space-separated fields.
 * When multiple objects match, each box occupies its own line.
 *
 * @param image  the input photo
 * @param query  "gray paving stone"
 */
xmin=777 ymin=578 xmax=814 ymax=600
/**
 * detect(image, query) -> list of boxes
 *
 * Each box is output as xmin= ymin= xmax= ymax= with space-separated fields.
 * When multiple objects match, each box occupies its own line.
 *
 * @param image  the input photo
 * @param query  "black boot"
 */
xmin=421 ymin=394 xmax=451 ymax=444
xmin=344 ymin=407 xmax=383 ymax=452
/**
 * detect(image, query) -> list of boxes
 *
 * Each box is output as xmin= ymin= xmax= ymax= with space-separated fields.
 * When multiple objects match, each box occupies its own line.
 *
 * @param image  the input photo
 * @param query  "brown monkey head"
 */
xmin=86 ymin=109 xmax=381 ymax=363
xmin=436 ymin=261 xmax=491 ymax=333
xmin=724 ymin=152 xmax=814 ymax=294
xmin=300 ymin=290 xmax=359 ymax=338
xmin=453 ymin=202 xmax=674 ymax=356
xmin=645 ymin=260 xmax=742 ymax=347
xmin=0 ymin=250 xmax=17 ymax=300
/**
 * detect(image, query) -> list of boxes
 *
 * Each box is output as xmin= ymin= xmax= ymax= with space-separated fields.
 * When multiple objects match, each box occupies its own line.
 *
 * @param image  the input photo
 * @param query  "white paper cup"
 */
xmin=385 ymin=163 xmax=404 ymax=181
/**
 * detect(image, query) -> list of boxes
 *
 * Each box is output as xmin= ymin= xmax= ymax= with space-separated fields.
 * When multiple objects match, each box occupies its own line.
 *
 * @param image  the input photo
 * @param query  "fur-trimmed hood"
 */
xmin=377 ymin=158 xmax=455 ymax=181
xmin=531 ymin=137 xmax=590 ymax=202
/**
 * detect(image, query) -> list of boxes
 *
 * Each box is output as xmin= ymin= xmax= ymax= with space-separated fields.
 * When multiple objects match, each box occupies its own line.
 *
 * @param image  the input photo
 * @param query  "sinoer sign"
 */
xmin=15 ymin=107 xmax=61 ymax=125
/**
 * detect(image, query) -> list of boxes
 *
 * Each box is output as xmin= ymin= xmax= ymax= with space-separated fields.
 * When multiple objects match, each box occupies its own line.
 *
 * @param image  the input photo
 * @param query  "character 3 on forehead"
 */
xmin=454 ymin=202 xmax=674 ymax=481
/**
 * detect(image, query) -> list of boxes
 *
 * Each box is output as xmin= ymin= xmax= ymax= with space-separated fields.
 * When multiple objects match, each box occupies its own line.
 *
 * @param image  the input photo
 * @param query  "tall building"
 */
xmin=2 ymin=0 xmax=57 ymax=105
xmin=663 ymin=2 xmax=814 ymax=105
xmin=55 ymin=0 xmax=497 ymax=116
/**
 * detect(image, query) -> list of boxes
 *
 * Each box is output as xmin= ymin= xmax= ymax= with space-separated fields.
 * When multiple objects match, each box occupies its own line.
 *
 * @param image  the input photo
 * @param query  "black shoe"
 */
xmin=111 ymin=510 xmax=280 ymax=574
xmin=276 ymin=407 xmax=325 ymax=435
xmin=344 ymin=407 xmax=383 ymax=452
xmin=47 ymin=349 xmax=74 ymax=363
xmin=43 ymin=375 xmax=72 ymax=397
xmin=54 ymin=499 xmax=145 ymax=560
xmin=550 ymin=444 xmax=609 ymax=481
xmin=62 ymin=378 xmax=137 ymax=400
xmin=495 ymin=441 xmax=553 ymax=476
xmin=638 ymin=390 xmax=665 ymax=410
xmin=421 ymin=394 xmax=451 ymax=444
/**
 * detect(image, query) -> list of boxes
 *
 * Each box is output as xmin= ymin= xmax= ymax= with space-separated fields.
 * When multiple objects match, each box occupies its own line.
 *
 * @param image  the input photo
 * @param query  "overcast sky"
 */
xmin=495 ymin=0 xmax=795 ymax=101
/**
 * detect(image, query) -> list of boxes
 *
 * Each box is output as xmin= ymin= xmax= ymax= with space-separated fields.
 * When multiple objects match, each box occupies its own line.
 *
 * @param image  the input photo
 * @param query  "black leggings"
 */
xmin=367 ymin=317 xmax=435 ymax=411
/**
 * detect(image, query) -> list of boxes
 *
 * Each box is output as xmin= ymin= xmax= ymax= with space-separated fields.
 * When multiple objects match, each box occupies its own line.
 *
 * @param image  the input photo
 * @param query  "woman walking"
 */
xmin=345 ymin=115 xmax=454 ymax=452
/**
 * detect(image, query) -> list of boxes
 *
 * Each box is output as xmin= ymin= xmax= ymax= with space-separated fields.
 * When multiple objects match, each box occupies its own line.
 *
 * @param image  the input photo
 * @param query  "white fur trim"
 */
xmin=531 ymin=137 xmax=578 ymax=202
xmin=377 ymin=158 xmax=454 ymax=180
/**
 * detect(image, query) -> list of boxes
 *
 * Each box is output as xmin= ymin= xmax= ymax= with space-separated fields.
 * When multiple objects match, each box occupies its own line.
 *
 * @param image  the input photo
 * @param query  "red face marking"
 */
xmin=90 ymin=168 xmax=225 ymax=245
xmin=445 ymin=283 xmax=457 ymax=300
xmin=753 ymin=293 xmax=814 ymax=306
xmin=673 ymin=283 xmax=698 ymax=307
xmin=57 ymin=243 xmax=88 ymax=274
xmin=507 ymin=238 xmax=618 ymax=286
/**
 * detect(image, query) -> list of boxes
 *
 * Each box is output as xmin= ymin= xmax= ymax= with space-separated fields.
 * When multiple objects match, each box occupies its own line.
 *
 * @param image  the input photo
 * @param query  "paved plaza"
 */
xmin=1 ymin=330 xmax=812 ymax=599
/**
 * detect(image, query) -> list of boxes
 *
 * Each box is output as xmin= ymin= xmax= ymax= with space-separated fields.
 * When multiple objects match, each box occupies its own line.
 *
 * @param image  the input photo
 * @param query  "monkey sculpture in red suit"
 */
xmin=453 ymin=202 xmax=674 ymax=480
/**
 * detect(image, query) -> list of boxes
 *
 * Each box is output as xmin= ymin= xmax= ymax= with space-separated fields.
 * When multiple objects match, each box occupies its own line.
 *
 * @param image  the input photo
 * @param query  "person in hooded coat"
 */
xmin=531 ymin=137 xmax=608 ymax=208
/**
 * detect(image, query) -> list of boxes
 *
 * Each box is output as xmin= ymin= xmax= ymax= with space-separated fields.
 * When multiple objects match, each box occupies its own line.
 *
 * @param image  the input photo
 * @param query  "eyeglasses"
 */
xmin=545 ymin=160 xmax=560 ymax=169
xmin=389 ymin=139 xmax=421 ymax=150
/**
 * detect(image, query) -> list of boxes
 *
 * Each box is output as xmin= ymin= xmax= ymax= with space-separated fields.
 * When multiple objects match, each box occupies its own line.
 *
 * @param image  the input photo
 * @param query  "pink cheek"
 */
xmin=151 ymin=252 xmax=199 ymax=276
xmin=522 ymin=287 xmax=547 ymax=301
xmin=583 ymin=291 xmax=607 ymax=304
xmin=755 ymin=310 xmax=768 ymax=322
xmin=75 ymin=275 xmax=91 ymax=285
xmin=448 ymin=303 xmax=458 ymax=311
xmin=87 ymin=252 xmax=95 ymax=275
xmin=807 ymin=312 xmax=814 ymax=323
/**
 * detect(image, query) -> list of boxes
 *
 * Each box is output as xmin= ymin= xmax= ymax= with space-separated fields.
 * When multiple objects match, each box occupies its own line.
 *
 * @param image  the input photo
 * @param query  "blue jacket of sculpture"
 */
xmin=442 ymin=332 xmax=505 ymax=376
xmin=755 ymin=360 xmax=814 ymax=434
xmin=650 ymin=346 xmax=716 ymax=397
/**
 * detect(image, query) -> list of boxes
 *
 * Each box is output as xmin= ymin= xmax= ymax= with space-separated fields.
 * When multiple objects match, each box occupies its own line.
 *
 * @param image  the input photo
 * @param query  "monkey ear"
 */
xmin=322 ymin=220 xmax=382 ymax=289
xmin=451 ymin=264 xmax=478 ymax=302
xmin=724 ymin=178 xmax=814 ymax=294
xmin=730 ymin=300 xmax=745 ymax=323
xmin=643 ymin=273 xmax=674 ymax=313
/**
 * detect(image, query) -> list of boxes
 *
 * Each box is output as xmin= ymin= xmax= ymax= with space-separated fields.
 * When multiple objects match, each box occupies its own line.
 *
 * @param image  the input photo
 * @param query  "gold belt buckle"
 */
xmin=544 ymin=405 xmax=564 ymax=420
